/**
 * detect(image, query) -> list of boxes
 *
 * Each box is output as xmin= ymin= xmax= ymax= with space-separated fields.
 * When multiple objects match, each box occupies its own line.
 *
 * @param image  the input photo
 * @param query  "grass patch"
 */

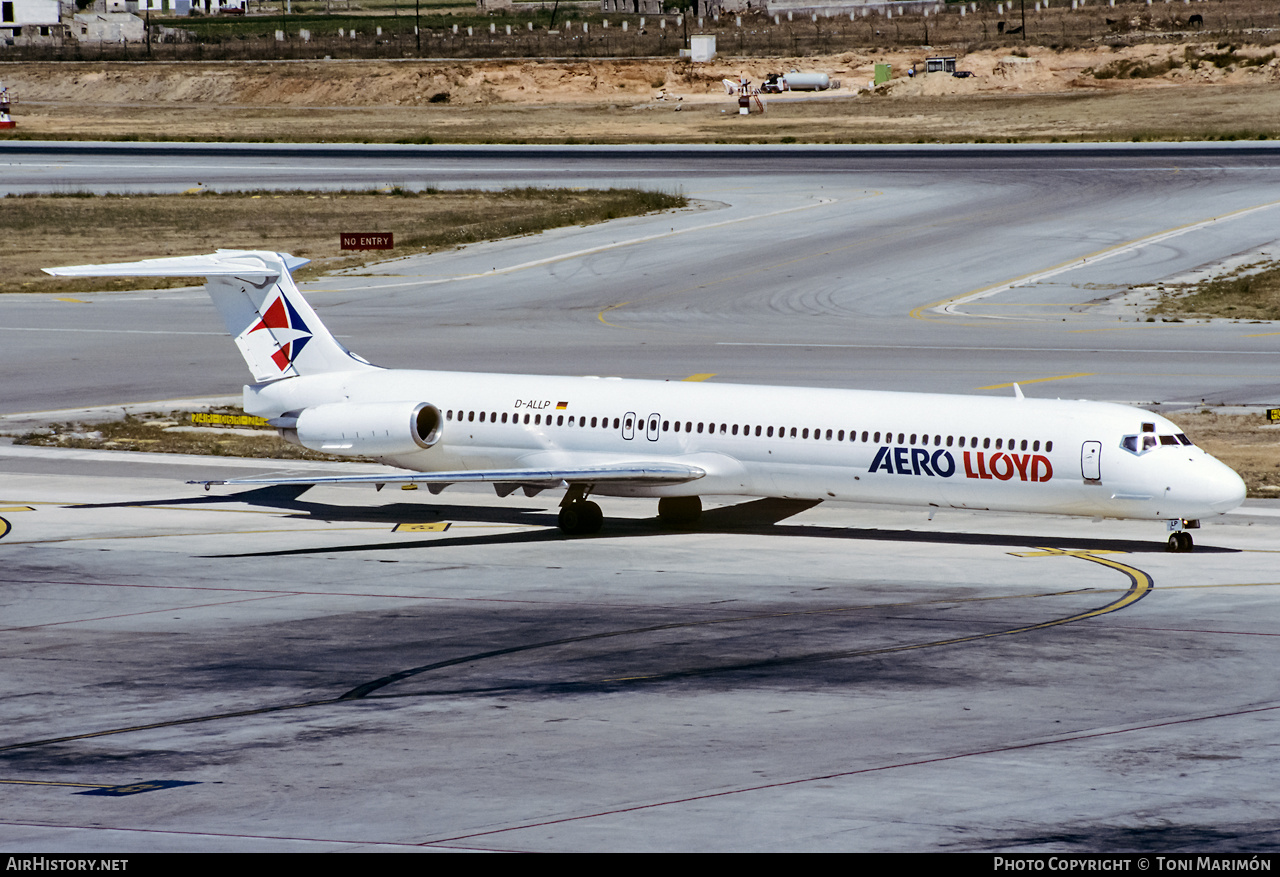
xmin=2 ymin=187 xmax=687 ymax=295
xmin=1162 ymin=410 xmax=1280 ymax=499
xmin=12 ymin=408 xmax=353 ymax=461
xmin=1150 ymin=259 xmax=1280 ymax=321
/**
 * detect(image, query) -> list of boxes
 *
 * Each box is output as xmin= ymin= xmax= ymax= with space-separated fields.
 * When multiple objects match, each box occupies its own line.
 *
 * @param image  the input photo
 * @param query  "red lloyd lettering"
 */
xmin=964 ymin=451 xmax=1053 ymax=483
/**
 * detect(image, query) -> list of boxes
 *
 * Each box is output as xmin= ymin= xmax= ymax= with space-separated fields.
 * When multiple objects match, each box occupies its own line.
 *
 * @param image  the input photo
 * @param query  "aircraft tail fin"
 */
xmin=45 ymin=250 xmax=379 ymax=382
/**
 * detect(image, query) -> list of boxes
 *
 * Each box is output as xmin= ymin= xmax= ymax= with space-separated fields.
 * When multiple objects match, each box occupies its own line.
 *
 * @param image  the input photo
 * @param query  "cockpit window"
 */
xmin=1121 ymin=432 xmax=1192 ymax=454
xmin=1120 ymin=434 xmax=1159 ymax=455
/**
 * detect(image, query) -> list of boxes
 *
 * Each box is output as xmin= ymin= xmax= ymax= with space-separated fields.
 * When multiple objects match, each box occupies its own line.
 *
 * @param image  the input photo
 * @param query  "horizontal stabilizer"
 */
xmin=45 ymin=250 xmax=371 ymax=382
xmin=191 ymin=463 xmax=706 ymax=490
xmin=44 ymin=250 xmax=311 ymax=281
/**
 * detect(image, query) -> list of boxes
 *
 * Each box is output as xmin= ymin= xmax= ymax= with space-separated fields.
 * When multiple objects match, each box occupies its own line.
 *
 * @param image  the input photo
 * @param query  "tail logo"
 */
xmin=248 ymin=294 xmax=312 ymax=372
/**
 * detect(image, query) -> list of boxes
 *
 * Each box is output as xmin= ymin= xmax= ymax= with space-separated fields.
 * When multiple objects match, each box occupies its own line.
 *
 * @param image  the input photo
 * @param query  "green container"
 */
xmin=874 ymin=63 xmax=892 ymax=85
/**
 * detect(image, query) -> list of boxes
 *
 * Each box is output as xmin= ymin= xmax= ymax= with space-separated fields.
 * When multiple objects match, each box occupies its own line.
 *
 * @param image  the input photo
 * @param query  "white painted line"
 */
xmin=938 ymin=198 xmax=1280 ymax=319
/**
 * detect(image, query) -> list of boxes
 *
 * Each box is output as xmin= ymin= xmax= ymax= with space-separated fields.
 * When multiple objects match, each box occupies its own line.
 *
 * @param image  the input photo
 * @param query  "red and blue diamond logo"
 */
xmin=248 ymin=295 xmax=312 ymax=372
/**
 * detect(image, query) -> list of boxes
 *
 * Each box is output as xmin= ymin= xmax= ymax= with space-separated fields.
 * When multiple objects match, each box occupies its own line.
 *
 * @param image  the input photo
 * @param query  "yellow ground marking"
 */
xmin=0 ymin=506 xmax=35 ymax=513
xmin=1243 ymin=331 xmax=1280 ymax=338
xmin=978 ymin=373 xmax=1094 ymax=390
xmin=1142 ymin=580 xmax=1280 ymax=591
xmin=682 ymin=373 xmax=716 ymax=382
xmin=393 ymin=522 xmax=451 ymax=532
xmin=1008 ymin=548 xmax=1128 ymax=557
xmin=909 ymin=196 xmax=1280 ymax=324
xmin=0 ymin=518 xmax=9 ymax=540
xmin=54 ymin=297 xmax=89 ymax=303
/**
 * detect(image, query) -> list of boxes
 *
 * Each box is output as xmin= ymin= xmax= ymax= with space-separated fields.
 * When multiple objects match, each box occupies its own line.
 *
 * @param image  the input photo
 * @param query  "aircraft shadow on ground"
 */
xmin=70 ymin=487 xmax=1237 ymax=557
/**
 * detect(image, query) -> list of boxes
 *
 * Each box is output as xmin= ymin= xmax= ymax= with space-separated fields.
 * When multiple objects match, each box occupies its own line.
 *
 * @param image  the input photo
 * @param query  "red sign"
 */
xmin=340 ymin=233 xmax=394 ymax=250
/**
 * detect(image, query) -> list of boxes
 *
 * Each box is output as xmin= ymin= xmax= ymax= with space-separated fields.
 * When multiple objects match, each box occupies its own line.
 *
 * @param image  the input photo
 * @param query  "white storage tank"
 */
xmin=780 ymin=71 xmax=831 ymax=91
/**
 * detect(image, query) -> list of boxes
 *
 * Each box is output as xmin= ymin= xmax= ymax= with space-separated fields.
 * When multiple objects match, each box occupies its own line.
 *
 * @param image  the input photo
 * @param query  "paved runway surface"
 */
xmin=2 ymin=143 xmax=1279 ymax=851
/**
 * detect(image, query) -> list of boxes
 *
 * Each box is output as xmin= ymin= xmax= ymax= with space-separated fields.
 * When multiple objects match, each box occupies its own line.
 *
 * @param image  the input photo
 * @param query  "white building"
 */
xmin=73 ymin=10 xmax=144 ymax=41
xmin=1 ymin=0 xmax=68 ymax=45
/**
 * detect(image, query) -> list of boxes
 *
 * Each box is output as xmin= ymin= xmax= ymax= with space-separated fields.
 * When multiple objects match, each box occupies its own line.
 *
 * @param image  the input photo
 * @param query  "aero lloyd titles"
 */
xmin=868 ymin=445 xmax=1054 ymax=483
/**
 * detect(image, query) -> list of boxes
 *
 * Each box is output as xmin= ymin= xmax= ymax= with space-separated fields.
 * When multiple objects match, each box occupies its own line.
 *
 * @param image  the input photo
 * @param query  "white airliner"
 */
xmin=47 ymin=250 xmax=1246 ymax=551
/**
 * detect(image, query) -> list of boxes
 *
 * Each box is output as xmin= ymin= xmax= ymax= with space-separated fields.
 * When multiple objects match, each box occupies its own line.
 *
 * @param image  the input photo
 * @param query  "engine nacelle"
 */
xmin=277 ymin=401 xmax=442 ymax=457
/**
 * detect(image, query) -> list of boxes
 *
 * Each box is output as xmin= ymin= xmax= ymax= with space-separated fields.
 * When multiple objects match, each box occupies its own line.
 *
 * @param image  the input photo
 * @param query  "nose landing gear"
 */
xmin=1165 ymin=519 xmax=1198 ymax=553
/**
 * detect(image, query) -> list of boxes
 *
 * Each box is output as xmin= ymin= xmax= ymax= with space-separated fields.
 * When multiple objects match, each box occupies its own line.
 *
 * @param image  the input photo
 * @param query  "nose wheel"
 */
xmin=1166 ymin=531 xmax=1194 ymax=553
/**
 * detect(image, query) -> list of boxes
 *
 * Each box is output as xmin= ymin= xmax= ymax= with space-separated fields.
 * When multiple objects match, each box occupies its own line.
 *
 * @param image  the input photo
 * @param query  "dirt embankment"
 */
xmin=3 ymin=40 xmax=1280 ymax=143
xmin=6 ymin=41 xmax=1280 ymax=108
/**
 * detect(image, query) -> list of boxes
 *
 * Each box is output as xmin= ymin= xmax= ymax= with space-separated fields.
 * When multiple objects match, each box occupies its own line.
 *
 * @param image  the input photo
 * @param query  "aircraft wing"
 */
xmin=190 ymin=462 xmax=706 ymax=490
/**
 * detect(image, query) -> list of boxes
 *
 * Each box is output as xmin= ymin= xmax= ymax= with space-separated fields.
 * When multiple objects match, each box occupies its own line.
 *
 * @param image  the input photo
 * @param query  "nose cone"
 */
xmin=1207 ymin=459 xmax=1247 ymax=514
xmin=1176 ymin=453 xmax=1247 ymax=517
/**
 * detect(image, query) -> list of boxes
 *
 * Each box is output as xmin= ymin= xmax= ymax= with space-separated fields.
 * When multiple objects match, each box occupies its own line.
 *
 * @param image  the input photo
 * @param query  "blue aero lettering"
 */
xmin=868 ymin=446 xmax=957 ymax=478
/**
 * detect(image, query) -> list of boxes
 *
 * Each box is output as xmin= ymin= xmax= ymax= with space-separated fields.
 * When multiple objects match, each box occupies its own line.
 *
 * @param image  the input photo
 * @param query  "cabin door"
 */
xmin=646 ymin=413 xmax=661 ymax=442
xmin=1081 ymin=441 xmax=1102 ymax=481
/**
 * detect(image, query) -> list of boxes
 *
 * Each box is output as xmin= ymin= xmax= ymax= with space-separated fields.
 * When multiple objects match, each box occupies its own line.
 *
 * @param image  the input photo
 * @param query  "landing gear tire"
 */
xmin=657 ymin=496 xmax=702 ymax=529
xmin=558 ymin=500 xmax=603 ymax=536
xmin=1166 ymin=531 xmax=1194 ymax=553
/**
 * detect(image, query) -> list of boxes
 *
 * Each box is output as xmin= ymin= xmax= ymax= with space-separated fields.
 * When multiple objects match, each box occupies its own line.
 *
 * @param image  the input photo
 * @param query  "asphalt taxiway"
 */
xmin=2 ymin=143 xmax=1280 ymax=851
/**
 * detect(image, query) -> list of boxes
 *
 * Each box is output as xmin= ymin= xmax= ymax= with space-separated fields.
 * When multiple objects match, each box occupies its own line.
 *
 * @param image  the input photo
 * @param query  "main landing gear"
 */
xmin=558 ymin=484 xmax=603 ymax=536
xmin=557 ymin=491 xmax=705 ymax=536
xmin=1165 ymin=519 xmax=1199 ymax=553
xmin=657 ymin=495 xmax=702 ymax=529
